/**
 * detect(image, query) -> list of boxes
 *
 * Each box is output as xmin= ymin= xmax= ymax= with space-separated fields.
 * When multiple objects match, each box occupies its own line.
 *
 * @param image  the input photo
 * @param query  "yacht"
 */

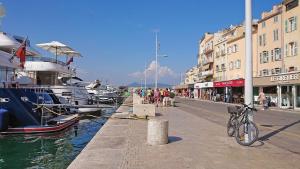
xmin=0 ymin=44 xmax=79 ymax=134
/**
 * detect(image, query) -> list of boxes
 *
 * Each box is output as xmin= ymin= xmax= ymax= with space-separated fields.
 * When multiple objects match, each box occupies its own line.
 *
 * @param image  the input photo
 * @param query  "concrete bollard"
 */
xmin=147 ymin=119 xmax=169 ymax=145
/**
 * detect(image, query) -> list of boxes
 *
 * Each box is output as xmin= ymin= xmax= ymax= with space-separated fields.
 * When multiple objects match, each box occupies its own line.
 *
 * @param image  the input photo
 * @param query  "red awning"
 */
xmin=214 ymin=79 xmax=245 ymax=87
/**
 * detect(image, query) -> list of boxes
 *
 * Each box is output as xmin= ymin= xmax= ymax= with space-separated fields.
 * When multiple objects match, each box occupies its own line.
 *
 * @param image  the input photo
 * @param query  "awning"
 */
xmin=214 ymin=79 xmax=245 ymax=87
xmin=175 ymin=84 xmax=188 ymax=89
xmin=194 ymin=82 xmax=214 ymax=89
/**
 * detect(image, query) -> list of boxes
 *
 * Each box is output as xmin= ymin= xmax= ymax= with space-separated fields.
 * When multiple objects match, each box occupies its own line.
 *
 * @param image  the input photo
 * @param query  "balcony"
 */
xmin=204 ymin=48 xmax=213 ymax=54
xmin=201 ymin=70 xmax=213 ymax=76
xmin=202 ymin=57 xmax=214 ymax=65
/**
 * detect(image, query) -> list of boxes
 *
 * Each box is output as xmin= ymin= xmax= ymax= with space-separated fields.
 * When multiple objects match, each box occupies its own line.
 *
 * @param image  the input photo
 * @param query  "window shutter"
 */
xmin=295 ymin=16 xmax=298 ymax=30
xmin=260 ymin=53 xmax=262 ymax=63
xmin=286 ymin=44 xmax=289 ymax=56
xmin=295 ymin=42 xmax=298 ymax=56
xmin=285 ymin=20 xmax=288 ymax=33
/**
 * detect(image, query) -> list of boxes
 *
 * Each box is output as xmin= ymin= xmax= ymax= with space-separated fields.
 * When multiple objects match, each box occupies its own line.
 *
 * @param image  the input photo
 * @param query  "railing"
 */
xmin=26 ymin=56 xmax=67 ymax=66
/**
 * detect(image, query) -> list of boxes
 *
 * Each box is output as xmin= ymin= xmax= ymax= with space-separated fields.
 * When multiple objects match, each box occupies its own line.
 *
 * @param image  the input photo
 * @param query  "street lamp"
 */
xmin=155 ymin=31 xmax=168 ymax=89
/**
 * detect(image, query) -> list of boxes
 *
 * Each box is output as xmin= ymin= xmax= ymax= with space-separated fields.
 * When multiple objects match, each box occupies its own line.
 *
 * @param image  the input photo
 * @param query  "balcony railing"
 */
xmin=201 ymin=70 xmax=213 ymax=76
xmin=26 ymin=56 xmax=67 ymax=66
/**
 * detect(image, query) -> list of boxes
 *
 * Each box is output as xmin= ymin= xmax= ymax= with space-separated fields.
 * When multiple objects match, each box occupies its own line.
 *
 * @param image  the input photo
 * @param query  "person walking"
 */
xmin=258 ymin=88 xmax=267 ymax=110
xmin=154 ymin=88 xmax=160 ymax=107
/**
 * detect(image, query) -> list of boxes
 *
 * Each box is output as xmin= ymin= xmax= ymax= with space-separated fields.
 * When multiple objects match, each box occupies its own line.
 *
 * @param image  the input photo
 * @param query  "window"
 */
xmin=216 ymin=65 xmax=220 ymax=72
xmin=262 ymin=21 xmax=266 ymax=28
xmin=286 ymin=42 xmax=298 ymax=56
xmin=227 ymin=47 xmax=232 ymax=54
xmin=262 ymin=69 xmax=269 ymax=76
xmin=274 ymin=68 xmax=281 ymax=74
xmin=286 ymin=16 xmax=297 ymax=33
xmin=289 ymin=66 xmax=297 ymax=72
xmin=273 ymin=29 xmax=279 ymax=41
xmin=232 ymin=44 xmax=238 ymax=53
xmin=262 ymin=51 xmax=269 ymax=63
xmin=286 ymin=0 xmax=299 ymax=11
xmin=221 ymin=64 xmax=226 ymax=71
xmin=259 ymin=34 xmax=266 ymax=46
xmin=235 ymin=60 xmax=241 ymax=69
xmin=274 ymin=48 xmax=281 ymax=61
xmin=274 ymin=16 xmax=278 ymax=23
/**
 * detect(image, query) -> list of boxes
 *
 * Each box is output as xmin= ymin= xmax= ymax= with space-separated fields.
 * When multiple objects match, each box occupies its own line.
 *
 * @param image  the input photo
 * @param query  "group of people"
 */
xmin=137 ymin=88 xmax=175 ymax=107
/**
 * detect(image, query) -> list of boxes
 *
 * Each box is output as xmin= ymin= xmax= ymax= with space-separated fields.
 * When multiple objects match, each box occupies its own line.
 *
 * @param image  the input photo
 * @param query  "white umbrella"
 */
xmin=36 ymin=41 xmax=73 ymax=61
xmin=62 ymin=50 xmax=82 ymax=57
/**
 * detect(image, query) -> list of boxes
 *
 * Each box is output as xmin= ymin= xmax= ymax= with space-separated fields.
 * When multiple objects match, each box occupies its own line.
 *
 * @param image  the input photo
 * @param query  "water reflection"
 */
xmin=0 ymin=108 xmax=114 ymax=169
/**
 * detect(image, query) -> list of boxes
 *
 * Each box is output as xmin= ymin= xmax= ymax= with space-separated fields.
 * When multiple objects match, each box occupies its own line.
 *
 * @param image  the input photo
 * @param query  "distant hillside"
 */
xmin=128 ymin=82 xmax=172 ymax=88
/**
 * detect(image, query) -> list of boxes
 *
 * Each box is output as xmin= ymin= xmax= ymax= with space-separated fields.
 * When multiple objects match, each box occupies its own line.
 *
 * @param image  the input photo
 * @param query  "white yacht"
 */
xmin=0 ymin=32 xmax=102 ymax=113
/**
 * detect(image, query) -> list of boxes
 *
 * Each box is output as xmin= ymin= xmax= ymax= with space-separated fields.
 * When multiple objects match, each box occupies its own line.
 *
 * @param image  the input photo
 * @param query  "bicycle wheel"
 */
xmin=235 ymin=121 xmax=259 ymax=146
xmin=227 ymin=116 xmax=237 ymax=137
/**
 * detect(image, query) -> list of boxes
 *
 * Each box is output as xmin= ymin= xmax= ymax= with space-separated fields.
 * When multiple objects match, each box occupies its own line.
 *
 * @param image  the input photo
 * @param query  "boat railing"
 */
xmin=26 ymin=56 xmax=67 ymax=66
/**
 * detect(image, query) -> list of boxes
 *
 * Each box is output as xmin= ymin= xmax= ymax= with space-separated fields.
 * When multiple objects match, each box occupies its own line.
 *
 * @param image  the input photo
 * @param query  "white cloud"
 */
xmin=129 ymin=60 xmax=177 ymax=80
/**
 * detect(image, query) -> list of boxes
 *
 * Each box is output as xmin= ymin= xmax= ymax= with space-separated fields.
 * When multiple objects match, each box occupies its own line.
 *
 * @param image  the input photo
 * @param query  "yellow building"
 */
xmin=254 ymin=0 xmax=300 ymax=109
xmin=198 ymin=33 xmax=214 ymax=82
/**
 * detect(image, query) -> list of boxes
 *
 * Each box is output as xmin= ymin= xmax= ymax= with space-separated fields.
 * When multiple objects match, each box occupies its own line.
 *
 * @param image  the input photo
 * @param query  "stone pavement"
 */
xmin=68 ymin=97 xmax=300 ymax=169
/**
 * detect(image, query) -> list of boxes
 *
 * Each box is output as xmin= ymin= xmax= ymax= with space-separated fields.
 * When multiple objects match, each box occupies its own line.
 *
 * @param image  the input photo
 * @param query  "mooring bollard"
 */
xmin=147 ymin=119 xmax=169 ymax=145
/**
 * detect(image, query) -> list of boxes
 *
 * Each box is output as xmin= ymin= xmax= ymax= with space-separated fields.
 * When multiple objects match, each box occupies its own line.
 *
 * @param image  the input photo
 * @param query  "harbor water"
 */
xmin=0 ymin=108 xmax=115 ymax=169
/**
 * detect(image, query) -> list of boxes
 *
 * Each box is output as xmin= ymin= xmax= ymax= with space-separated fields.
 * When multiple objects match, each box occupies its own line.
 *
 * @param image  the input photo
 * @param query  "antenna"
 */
xmin=0 ymin=3 xmax=5 ymax=31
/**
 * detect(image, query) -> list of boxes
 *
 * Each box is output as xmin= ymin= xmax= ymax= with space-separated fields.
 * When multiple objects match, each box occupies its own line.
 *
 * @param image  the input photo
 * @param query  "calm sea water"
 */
xmin=0 ymin=108 xmax=115 ymax=169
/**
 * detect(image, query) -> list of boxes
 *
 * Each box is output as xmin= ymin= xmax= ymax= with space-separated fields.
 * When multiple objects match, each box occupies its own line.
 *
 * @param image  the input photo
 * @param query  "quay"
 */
xmin=68 ymin=94 xmax=300 ymax=169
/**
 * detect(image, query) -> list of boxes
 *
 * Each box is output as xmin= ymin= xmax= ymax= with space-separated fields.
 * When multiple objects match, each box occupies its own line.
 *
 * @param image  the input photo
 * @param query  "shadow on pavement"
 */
xmin=259 ymin=120 xmax=300 ymax=141
xmin=168 ymin=136 xmax=182 ymax=143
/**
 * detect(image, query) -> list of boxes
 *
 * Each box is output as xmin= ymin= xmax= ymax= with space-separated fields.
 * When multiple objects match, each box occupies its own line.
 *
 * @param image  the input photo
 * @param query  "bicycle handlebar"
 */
xmin=241 ymin=103 xmax=257 ymax=111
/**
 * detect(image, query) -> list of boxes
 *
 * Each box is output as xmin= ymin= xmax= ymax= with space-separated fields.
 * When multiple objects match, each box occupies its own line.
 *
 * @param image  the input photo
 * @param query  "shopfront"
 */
xmin=214 ymin=79 xmax=245 ymax=103
xmin=254 ymin=72 xmax=300 ymax=110
xmin=174 ymin=84 xmax=188 ymax=97
xmin=194 ymin=82 xmax=214 ymax=100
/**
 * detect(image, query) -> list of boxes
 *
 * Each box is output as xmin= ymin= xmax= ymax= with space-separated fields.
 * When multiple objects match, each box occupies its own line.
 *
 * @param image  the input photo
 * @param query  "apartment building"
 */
xmin=254 ymin=0 xmax=300 ymax=109
xmin=180 ymin=0 xmax=300 ymax=108
xmin=198 ymin=33 xmax=214 ymax=82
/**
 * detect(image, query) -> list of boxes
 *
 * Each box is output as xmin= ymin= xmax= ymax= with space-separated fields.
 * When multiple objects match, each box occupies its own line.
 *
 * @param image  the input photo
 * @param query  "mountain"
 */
xmin=127 ymin=82 xmax=172 ymax=88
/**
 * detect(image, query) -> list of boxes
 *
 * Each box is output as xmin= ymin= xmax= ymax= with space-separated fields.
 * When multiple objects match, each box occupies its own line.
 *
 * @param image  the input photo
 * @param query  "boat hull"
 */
xmin=0 ymin=116 xmax=79 ymax=135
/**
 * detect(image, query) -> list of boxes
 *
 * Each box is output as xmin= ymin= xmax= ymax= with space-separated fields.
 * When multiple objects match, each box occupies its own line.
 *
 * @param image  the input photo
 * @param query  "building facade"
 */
xmin=180 ymin=0 xmax=299 ymax=109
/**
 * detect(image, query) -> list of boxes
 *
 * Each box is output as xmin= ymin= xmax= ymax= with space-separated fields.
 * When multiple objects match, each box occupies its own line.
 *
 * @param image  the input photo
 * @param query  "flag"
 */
xmin=66 ymin=57 xmax=73 ymax=65
xmin=15 ymin=38 xmax=27 ymax=69
xmin=9 ymin=37 xmax=27 ymax=67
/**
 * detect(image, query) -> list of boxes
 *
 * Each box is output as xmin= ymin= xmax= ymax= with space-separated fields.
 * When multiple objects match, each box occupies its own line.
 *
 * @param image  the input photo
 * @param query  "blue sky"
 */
xmin=1 ymin=0 xmax=282 ymax=85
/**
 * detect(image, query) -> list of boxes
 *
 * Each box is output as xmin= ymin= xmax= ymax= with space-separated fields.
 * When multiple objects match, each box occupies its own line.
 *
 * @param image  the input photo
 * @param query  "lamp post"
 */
xmin=155 ymin=31 xmax=159 ymax=89
xmin=154 ymin=31 xmax=168 ymax=89
xmin=245 ymin=0 xmax=253 ymax=120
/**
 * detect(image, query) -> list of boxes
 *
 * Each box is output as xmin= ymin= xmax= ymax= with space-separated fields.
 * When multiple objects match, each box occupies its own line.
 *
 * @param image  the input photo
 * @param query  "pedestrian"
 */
xmin=163 ymin=88 xmax=170 ymax=106
xmin=154 ymin=88 xmax=160 ymax=107
xmin=258 ymin=88 xmax=267 ymax=110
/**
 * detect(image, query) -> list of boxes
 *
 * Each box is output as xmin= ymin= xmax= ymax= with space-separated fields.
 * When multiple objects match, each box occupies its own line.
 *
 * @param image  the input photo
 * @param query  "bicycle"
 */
xmin=227 ymin=103 xmax=259 ymax=146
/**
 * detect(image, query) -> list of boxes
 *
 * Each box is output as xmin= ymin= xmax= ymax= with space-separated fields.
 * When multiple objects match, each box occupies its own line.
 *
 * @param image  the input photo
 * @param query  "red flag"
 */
xmin=15 ymin=39 xmax=27 ymax=68
xmin=66 ymin=57 xmax=73 ymax=65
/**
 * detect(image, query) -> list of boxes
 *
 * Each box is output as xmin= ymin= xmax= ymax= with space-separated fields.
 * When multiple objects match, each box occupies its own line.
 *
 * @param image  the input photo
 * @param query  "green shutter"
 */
xmin=286 ymin=44 xmax=289 ymax=57
xmin=295 ymin=16 xmax=297 ymax=30
xmin=295 ymin=42 xmax=298 ymax=56
xmin=285 ymin=20 xmax=288 ymax=33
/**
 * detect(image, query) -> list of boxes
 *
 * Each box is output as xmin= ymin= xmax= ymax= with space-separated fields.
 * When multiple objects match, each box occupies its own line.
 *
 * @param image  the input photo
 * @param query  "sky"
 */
xmin=1 ymin=0 xmax=282 ymax=86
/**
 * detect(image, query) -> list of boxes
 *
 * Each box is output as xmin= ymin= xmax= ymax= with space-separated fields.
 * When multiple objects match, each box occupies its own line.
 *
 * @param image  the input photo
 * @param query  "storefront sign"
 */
xmin=194 ymin=82 xmax=214 ymax=88
xmin=214 ymin=79 xmax=245 ymax=87
xmin=271 ymin=74 xmax=299 ymax=82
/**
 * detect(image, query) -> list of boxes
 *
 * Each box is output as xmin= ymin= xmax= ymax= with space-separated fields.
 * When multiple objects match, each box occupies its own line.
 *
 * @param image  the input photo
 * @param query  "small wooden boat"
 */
xmin=0 ymin=114 xmax=79 ymax=135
